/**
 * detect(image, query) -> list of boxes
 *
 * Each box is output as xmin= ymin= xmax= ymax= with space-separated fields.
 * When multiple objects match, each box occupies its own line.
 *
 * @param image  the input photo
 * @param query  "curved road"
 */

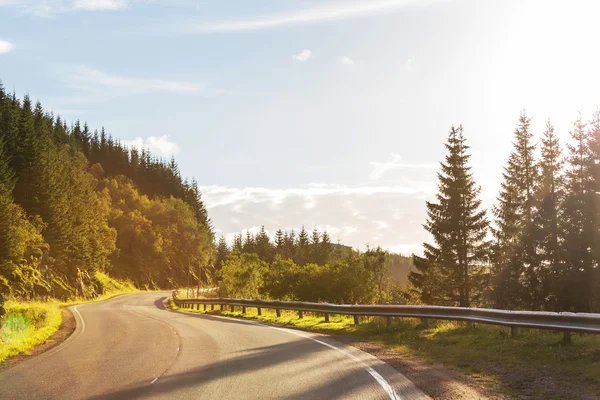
xmin=0 ymin=292 xmax=429 ymax=399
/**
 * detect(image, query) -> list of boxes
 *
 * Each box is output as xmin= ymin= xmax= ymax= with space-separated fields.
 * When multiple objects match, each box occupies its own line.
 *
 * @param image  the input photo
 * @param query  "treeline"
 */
xmin=0 ymin=84 xmax=213 ymax=299
xmin=410 ymin=113 xmax=600 ymax=313
xmin=213 ymin=227 xmax=411 ymax=304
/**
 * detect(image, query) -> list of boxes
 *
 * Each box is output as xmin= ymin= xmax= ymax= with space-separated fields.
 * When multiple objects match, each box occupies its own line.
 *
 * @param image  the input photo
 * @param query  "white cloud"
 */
xmin=388 ymin=243 xmax=422 ymax=255
xmin=0 ymin=40 xmax=14 ymax=55
xmin=73 ymin=0 xmax=126 ymax=11
xmin=338 ymin=56 xmax=354 ymax=65
xmin=56 ymin=65 xmax=204 ymax=104
xmin=123 ymin=135 xmax=180 ymax=157
xmin=186 ymin=0 xmax=448 ymax=33
xmin=404 ymin=55 xmax=415 ymax=71
xmin=369 ymin=153 xmax=436 ymax=180
xmin=293 ymin=49 xmax=312 ymax=62
xmin=1 ymin=0 xmax=127 ymax=16
xmin=199 ymin=183 xmax=433 ymax=253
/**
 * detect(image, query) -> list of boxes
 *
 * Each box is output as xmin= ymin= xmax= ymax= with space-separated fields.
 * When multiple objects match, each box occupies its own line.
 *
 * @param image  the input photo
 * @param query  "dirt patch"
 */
xmin=468 ymin=359 xmax=600 ymax=400
xmin=0 ymin=308 xmax=76 ymax=372
xmin=332 ymin=336 xmax=508 ymax=400
xmin=336 ymin=337 xmax=600 ymax=400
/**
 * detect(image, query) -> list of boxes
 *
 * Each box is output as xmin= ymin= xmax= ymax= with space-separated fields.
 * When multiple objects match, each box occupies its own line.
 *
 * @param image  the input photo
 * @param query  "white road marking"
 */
xmin=178 ymin=309 xmax=401 ymax=400
xmin=44 ymin=305 xmax=86 ymax=357
xmin=265 ymin=324 xmax=400 ymax=400
xmin=73 ymin=306 xmax=85 ymax=333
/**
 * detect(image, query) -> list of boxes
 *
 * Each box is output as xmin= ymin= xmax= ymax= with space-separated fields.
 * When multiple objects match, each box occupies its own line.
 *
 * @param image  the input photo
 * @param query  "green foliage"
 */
xmin=218 ymin=253 xmax=267 ymax=299
xmin=0 ymin=84 xmax=213 ymax=299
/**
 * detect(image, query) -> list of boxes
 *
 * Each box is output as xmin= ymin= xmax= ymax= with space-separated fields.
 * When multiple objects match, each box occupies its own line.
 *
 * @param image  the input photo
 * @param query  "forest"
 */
xmin=2 ymin=79 xmax=599 ymax=314
xmin=0 ymin=83 xmax=213 ymax=299
xmin=410 ymin=114 xmax=600 ymax=313
xmin=212 ymin=227 xmax=413 ymax=304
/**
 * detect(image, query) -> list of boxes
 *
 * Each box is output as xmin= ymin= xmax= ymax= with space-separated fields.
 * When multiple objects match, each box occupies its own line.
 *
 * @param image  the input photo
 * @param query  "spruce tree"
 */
xmin=0 ymin=136 xmax=15 ymax=261
xmin=295 ymin=226 xmax=310 ymax=265
xmin=560 ymin=114 xmax=595 ymax=311
xmin=491 ymin=113 xmax=539 ymax=309
xmin=274 ymin=229 xmax=284 ymax=255
xmin=214 ymin=236 xmax=229 ymax=272
xmin=533 ymin=120 xmax=564 ymax=309
xmin=587 ymin=110 xmax=600 ymax=311
xmin=409 ymin=125 xmax=489 ymax=307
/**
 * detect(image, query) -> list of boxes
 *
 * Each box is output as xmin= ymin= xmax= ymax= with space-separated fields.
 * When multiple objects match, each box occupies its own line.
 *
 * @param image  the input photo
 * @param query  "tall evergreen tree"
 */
xmin=587 ymin=110 xmax=600 ymax=311
xmin=533 ymin=120 xmax=564 ymax=309
xmin=214 ymin=236 xmax=229 ymax=273
xmin=491 ymin=113 xmax=539 ymax=309
xmin=410 ymin=125 xmax=489 ymax=307
xmin=560 ymin=114 xmax=595 ymax=311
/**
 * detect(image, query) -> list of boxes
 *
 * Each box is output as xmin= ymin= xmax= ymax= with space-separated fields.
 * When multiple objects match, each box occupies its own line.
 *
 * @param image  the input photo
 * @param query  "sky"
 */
xmin=2 ymin=0 xmax=600 ymax=254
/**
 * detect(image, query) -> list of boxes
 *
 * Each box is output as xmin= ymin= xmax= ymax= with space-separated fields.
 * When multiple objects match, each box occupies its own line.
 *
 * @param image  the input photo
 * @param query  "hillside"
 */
xmin=0 ymin=85 xmax=213 ymax=299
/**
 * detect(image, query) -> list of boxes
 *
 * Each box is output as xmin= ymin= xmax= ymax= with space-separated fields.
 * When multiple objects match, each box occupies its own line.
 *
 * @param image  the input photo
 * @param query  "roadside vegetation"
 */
xmin=0 ymin=300 xmax=61 ymax=363
xmin=0 ymin=272 xmax=138 ymax=363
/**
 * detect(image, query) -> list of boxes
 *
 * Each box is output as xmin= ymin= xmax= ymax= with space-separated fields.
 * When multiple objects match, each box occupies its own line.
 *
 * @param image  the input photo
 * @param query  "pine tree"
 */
xmin=491 ymin=113 xmax=539 ymax=309
xmin=560 ymin=114 xmax=595 ymax=311
xmin=295 ymin=226 xmax=310 ymax=265
xmin=232 ymin=233 xmax=243 ymax=253
xmin=0 ymin=136 xmax=16 ymax=261
xmin=320 ymin=231 xmax=332 ymax=265
xmin=242 ymin=231 xmax=255 ymax=253
xmin=533 ymin=120 xmax=564 ymax=310
xmin=12 ymin=95 xmax=43 ymax=214
xmin=587 ymin=109 xmax=600 ymax=311
xmin=409 ymin=125 xmax=489 ymax=307
xmin=274 ymin=229 xmax=284 ymax=256
xmin=214 ymin=236 xmax=229 ymax=273
xmin=310 ymin=227 xmax=321 ymax=263
xmin=254 ymin=226 xmax=272 ymax=262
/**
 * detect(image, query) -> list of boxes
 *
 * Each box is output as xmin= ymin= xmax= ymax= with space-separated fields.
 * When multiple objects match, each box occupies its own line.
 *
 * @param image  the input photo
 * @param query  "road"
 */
xmin=0 ymin=292 xmax=430 ymax=399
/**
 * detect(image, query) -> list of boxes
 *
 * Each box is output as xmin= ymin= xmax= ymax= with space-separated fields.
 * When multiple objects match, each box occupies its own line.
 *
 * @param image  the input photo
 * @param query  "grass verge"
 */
xmin=168 ymin=299 xmax=600 ymax=398
xmin=0 ymin=271 xmax=140 ymax=364
xmin=0 ymin=301 xmax=62 ymax=363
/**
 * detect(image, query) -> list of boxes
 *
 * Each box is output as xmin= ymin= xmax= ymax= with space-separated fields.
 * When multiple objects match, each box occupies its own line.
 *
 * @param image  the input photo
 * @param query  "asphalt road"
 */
xmin=0 ymin=292 xmax=430 ymax=399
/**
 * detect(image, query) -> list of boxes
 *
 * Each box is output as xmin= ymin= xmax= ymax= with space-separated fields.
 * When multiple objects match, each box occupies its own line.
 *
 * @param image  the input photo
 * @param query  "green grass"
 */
xmin=60 ymin=271 xmax=139 ymax=306
xmin=0 ymin=271 xmax=141 ymax=363
xmin=169 ymin=299 xmax=600 ymax=396
xmin=0 ymin=301 xmax=62 ymax=363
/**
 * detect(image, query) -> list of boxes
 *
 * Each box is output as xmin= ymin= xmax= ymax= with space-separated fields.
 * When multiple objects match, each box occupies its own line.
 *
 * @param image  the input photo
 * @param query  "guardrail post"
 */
xmin=467 ymin=321 xmax=474 ymax=329
xmin=511 ymin=326 xmax=519 ymax=338
xmin=196 ymin=303 xmax=200 ymax=310
xmin=386 ymin=316 xmax=392 ymax=327
xmin=242 ymin=306 xmax=246 ymax=314
xmin=257 ymin=307 xmax=262 ymax=316
xmin=422 ymin=318 xmax=430 ymax=329
xmin=298 ymin=310 xmax=303 ymax=319
xmin=324 ymin=313 xmax=330 ymax=322
xmin=563 ymin=330 xmax=572 ymax=343
xmin=276 ymin=308 xmax=281 ymax=318
xmin=353 ymin=315 xmax=359 ymax=325
xmin=230 ymin=305 xmax=235 ymax=312
xmin=211 ymin=304 xmax=214 ymax=311
xmin=203 ymin=304 xmax=206 ymax=311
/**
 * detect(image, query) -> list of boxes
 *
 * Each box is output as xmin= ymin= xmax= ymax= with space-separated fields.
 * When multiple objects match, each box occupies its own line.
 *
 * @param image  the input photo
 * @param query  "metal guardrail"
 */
xmin=172 ymin=295 xmax=600 ymax=341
